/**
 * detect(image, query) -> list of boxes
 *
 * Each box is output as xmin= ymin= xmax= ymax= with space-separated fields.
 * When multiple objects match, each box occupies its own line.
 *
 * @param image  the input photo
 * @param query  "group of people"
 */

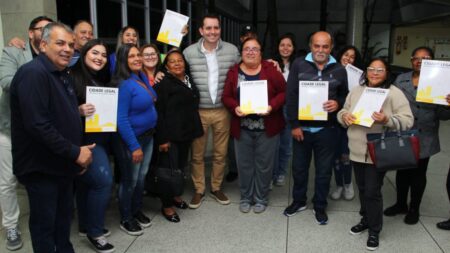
xmin=0 ymin=12 xmax=449 ymax=253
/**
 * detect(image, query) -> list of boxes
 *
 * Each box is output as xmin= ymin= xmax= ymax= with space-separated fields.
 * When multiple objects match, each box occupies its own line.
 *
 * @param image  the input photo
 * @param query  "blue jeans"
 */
xmin=119 ymin=135 xmax=153 ymax=222
xmin=273 ymin=106 xmax=292 ymax=179
xmin=76 ymin=144 xmax=113 ymax=237
xmin=19 ymin=173 xmax=75 ymax=253
xmin=291 ymin=127 xmax=337 ymax=210
xmin=333 ymin=126 xmax=352 ymax=186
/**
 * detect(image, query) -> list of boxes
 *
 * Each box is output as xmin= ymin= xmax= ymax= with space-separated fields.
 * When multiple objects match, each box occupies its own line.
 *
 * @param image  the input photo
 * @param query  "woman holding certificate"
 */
xmin=384 ymin=47 xmax=450 ymax=225
xmin=222 ymin=38 xmax=286 ymax=214
xmin=114 ymin=44 xmax=157 ymax=236
xmin=329 ymin=46 xmax=363 ymax=201
xmin=337 ymin=58 xmax=413 ymax=251
xmin=153 ymin=50 xmax=203 ymax=222
xmin=71 ymin=39 xmax=115 ymax=252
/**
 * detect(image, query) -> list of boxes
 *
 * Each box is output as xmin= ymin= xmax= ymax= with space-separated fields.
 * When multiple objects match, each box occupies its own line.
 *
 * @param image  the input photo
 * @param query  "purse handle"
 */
xmin=380 ymin=116 xmax=405 ymax=149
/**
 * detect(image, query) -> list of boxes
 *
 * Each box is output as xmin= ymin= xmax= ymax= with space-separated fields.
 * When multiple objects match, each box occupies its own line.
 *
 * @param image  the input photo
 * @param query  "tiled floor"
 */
xmin=1 ymin=121 xmax=449 ymax=253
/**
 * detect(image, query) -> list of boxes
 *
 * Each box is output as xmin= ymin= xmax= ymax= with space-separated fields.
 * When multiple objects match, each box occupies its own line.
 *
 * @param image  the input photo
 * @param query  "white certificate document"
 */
xmin=298 ymin=81 xmax=328 ymax=121
xmin=240 ymin=80 xmax=268 ymax=114
xmin=156 ymin=9 xmax=189 ymax=47
xmin=416 ymin=59 xmax=450 ymax=106
xmin=85 ymin=86 xmax=118 ymax=132
xmin=345 ymin=64 xmax=363 ymax=91
xmin=352 ymin=87 xmax=389 ymax=127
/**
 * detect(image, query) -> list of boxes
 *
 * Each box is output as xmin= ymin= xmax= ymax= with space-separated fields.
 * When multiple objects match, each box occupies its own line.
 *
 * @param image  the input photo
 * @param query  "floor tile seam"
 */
xmin=419 ymin=220 xmax=446 ymax=253
xmin=123 ymin=235 xmax=139 ymax=253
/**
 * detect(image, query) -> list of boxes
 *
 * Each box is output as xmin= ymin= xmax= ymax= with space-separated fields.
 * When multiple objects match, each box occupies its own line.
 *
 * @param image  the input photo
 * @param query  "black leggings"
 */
xmin=395 ymin=157 xmax=430 ymax=210
xmin=446 ymin=166 xmax=450 ymax=202
xmin=158 ymin=141 xmax=191 ymax=208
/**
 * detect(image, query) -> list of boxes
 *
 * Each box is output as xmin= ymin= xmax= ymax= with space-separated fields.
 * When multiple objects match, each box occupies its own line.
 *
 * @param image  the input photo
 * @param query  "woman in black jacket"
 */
xmin=153 ymin=50 xmax=203 ymax=222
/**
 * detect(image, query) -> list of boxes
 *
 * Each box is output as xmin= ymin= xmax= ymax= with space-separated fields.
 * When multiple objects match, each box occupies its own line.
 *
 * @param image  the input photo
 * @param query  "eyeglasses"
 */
xmin=243 ymin=47 xmax=260 ymax=53
xmin=31 ymin=26 xmax=44 ymax=32
xmin=143 ymin=53 xmax=158 ymax=58
xmin=367 ymin=67 xmax=386 ymax=74
xmin=411 ymin=56 xmax=431 ymax=62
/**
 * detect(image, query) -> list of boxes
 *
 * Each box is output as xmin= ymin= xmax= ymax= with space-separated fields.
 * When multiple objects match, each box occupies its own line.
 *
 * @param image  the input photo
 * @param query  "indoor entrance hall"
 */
xmin=1 ymin=121 xmax=449 ymax=253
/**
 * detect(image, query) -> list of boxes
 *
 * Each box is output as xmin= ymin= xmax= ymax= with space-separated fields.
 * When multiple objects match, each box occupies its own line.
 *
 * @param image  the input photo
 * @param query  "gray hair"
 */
xmin=41 ymin=22 xmax=74 ymax=43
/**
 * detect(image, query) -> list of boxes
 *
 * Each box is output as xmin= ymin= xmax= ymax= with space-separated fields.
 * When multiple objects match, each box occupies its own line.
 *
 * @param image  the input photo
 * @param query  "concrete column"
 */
xmin=0 ymin=0 xmax=57 ymax=45
xmin=346 ymin=0 xmax=364 ymax=50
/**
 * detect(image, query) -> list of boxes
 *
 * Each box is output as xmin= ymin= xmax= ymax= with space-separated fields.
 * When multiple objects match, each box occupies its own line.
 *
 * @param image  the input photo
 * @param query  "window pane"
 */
xmin=128 ymin=6 xmax=146 ymax=43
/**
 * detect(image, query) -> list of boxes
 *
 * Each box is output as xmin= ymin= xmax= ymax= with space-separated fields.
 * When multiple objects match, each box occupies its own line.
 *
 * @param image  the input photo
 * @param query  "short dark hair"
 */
xmin=28 ymin=16 xmax=54 ymax=30
xmin=71 ymin=39 xmax=111 ymax=101
xmin=201 ymin=13 xmax=221 ymax=27
xmin=73 ymin=20 xmax=93 ymax=30
xmin=411 ymin=46 xmax=434 ymax=59
xmin=361 ymin=57 xmax=392 ymax=89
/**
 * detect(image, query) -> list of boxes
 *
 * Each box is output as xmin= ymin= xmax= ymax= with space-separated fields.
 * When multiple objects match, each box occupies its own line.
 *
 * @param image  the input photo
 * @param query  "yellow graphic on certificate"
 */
xmin=85 ymin=87 xmax=118 ymax=133
xmin=240 ymin=80 xmax=268 ymax=114
xmin=298 ymin=104 xmax=327 ymax=120
xmin=298 ymin=81 xmax=328 ymax=121
xmin=416 ymin=60 xmax=450 ymax=106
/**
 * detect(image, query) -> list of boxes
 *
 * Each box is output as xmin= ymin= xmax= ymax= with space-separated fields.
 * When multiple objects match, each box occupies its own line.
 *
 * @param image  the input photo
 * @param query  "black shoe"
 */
xmin=134 ymin=211 xmax=152 ymax=228
xmin=120 ymin=220 xmax=143 ymax=236
xmin=366 ymin=234 xmax=379 ymax=251
xmin=174 ymin=200 xmax=188 ymax=209
xmin=226 ymin=172 xmax=238 ymax=182
xmin=161 ymin=209 xmax=180 ymax=223
xmin=87 ymin=235 xmax=115 ymax=253
xmin=313 ymin=208 xmax=328 ymax=225
xmin=350 ymin=221 xmax=368 ymax=235
xmin=404 ymin=209 xmax=420 ymax=224
xmin=283 ymin=202 xmax=307 ymax=217
xmin=437 ymin=219 xmax=450 ymax=230
xmin=79 ymin=228 xmax=111 ymax=237
xmin=383 ymin=204 xmax=408 ymax=216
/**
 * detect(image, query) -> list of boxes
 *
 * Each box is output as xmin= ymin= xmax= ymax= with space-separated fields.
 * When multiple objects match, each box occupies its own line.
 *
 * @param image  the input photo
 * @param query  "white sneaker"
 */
xmin=344 ymin=183 xmax=355 ymax=200
xmin=330 ymin=186 xmax=343 ymax=200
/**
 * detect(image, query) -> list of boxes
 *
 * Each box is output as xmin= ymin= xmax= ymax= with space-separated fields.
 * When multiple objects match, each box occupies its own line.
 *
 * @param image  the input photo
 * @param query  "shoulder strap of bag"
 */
xmin=134 ymin=78 xmax=157 ymax=102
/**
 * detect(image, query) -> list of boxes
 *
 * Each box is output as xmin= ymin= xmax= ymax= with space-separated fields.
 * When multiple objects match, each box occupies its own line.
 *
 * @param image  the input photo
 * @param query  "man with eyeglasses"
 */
xmin=0 ymin=15 xmax=53 ymax=251
xmin=285 ymin=31 xmax=348 ymax=225
xmin=183 ymin=13 xmax=240 ymax=209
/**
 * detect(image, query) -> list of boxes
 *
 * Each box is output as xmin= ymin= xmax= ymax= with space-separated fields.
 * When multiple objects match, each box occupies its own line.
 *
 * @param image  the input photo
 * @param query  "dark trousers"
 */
xmin=395 ymin=157 xmax=430 ymax=210
xmin=19 ymin=173 xmax=75 ymax=253
xmin=158 ymin=141 xmax=191 ymax=208
xmin=291 ymin=127 xmax=337 ymax=209
xmin=447 ymin=166 xmax=450 ymax=202
xmin=353 ymin=161 xmax=386 ymax=234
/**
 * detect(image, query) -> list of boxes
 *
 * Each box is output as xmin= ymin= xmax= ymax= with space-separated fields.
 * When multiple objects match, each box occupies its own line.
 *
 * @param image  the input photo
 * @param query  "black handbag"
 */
xmin=366 ymin=117 xmax=420 ymax=171
xmin=150 ymin=147 xmax=185 ymax=197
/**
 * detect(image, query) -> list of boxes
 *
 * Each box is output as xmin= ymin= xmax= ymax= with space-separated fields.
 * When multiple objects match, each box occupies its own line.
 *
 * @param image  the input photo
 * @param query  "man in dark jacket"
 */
xmin=10 ymin=22 xmax=94 ymax=253
xmin=284 ymin=31 xmax=348 ymax=225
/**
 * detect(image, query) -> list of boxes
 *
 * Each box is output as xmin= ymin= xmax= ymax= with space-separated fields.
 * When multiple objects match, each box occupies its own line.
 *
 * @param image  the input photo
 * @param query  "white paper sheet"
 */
xmin=416 ymin=59 xmax=450 ymax=106
xmin=351 ymin=87 xmax=389 ymax=127
xmin=239 ymin=80 xmax=269 ymax=114
xmin=298 ymin=81 xmax=328 ymax=121
xmin=345 ymin=64 xmax=363 ymax=91
xmin=156 ymin=9 xmax=189 ymax=47
xmin=85 ymin=86 xmax=118 ymax=132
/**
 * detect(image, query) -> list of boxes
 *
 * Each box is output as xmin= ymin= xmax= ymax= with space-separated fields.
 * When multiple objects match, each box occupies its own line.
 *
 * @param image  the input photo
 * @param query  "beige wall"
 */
xmin=392 ymin=19 xmax=450 ymax=67
xmin=0 ymin=0 xmax=57 ymax=45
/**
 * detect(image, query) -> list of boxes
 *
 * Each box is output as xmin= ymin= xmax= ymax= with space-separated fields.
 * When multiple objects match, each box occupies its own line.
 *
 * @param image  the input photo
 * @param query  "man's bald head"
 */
xmin=309 ymin=31 xmax=333 ymax=66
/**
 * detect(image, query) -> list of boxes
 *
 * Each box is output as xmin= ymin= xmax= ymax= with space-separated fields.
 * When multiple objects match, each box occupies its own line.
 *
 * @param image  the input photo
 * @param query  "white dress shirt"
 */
xmin=201 ymin=42 xmax=219 ymax=104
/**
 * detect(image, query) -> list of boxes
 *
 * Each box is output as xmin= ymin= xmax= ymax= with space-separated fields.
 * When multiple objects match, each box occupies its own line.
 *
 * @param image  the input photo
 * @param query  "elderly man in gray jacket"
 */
xmin=0 ymin=16 xmax=53 ymax=251
xmin=183 ymin=13 xmax=240 ymax=209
